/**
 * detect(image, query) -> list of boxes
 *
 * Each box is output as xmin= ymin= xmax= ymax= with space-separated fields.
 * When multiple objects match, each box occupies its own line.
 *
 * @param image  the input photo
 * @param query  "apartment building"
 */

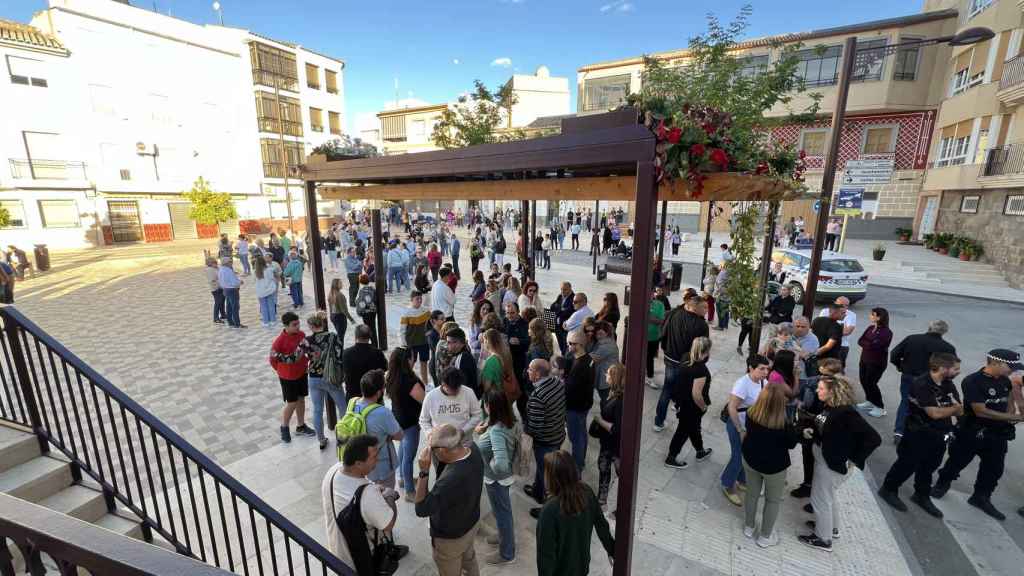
xmin=576 ymin=9 xmax=958 ymax=237
xmin=920 ymin=0 xmax=1024 ymax=286
xmin=0 ymin=0 xmax=345 ymax=248
xmin=0 ymin=18 xmax=102 ymax=249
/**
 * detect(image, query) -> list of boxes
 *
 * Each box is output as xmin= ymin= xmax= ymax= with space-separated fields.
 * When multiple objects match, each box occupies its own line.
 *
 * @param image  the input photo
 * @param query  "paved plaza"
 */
xmin=1 ymin=228 xmax=959 ymax=576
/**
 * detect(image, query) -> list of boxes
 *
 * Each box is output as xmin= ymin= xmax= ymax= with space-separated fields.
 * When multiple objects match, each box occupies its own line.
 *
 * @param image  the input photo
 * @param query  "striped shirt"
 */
xmin=527 ymin=376 xmax=566 ymax=447
xmin=399 ymin=306 xmax=431 ymax=347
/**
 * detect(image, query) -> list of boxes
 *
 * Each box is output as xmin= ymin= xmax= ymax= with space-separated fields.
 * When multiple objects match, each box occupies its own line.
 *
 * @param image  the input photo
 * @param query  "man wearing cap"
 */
xmin=415 ymin=423 xmax=485 ymax=576
xmin=890 ymin=320 xmax=957 ymax=445
xmin=931 ymin=349 xmax=1024 ymax=521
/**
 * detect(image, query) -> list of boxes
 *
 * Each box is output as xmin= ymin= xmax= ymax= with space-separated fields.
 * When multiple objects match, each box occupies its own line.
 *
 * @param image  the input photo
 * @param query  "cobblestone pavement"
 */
xmin=9 ymin=230 xmax=914 ymax=576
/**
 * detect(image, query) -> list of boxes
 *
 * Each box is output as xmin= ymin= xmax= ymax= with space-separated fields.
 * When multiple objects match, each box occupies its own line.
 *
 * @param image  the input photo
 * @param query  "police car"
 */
xmin=770 ymin=248 xmax=868 ymax=304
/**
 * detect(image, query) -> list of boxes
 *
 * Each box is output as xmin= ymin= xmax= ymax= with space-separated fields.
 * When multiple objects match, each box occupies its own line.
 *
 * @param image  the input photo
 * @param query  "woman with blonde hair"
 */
xmin=485 ymin=278 xmax=503 ymax=319
xmin=502 ymin=276 xmax=522 ymax=311
xmin=327 ymin=278 xmax=355 ymax=343
xmin=592 ymin=362 xmax=625 ymax=507
xmin=741 ymin=384 xmax=799 ymax=548
xmin=665 ymin=337 xmax=714 ymax=469
xmin=526 ymin=317 xmax=558 ymax=364
xmin=798 ymin=374 xmax=882 ymax=552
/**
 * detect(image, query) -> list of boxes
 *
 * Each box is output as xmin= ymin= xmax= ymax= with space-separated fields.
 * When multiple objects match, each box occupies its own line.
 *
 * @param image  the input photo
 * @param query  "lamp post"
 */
xmin=801 ymin=27 xmax=994 ymax=317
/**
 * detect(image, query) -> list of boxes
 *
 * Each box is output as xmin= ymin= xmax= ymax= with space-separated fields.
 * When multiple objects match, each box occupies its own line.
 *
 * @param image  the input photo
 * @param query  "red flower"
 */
xmin=709 ymin=148 xmax=729 ymax=168
xmin=689 ymin=143 xmax=706 ymax=158
xmin=656 ymin=120 xmax=668 ymax=141
xmin=755 ymin=162 xmax=769 ymax=175
xmin=667 ymin=127 xmax=682 ymax=144
xmin=702 ymin=122 xmax=716 ymax=135
xmin=798 ymin=149 xmax=807 ymax=159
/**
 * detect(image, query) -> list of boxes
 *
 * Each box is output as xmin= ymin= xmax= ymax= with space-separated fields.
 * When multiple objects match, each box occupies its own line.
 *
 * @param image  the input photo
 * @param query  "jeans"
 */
xmin=211 ymin=289 xmax=226 ymax=322
xmin=532 ymin=443 xmax=560 ymax=500
xmin=239 ymin=255 xmax=251 ymax=275
xmin=720 ymin=418 xmax=747 ymax=488
xmin=326 ymin=251 xmax=338 ymax=270
xmin=566 ymin=410 xmax=588 ymax=472
xmin=347 ymin=273 xmax=360 ymax=302
xmin=894 ymin=373 xmax=915 ymax=435
xmin=716 ymin=299 xmax=730 ymax=329
xmin=388 ymin=267 xmax=404 ymax=293
xmin=288 ymin=282 xmax=303 ymax=307
xmin=655 ymin=361 xmax=681 ymax=428
xmin=308 ymin=376 xmax=346 ymax=441
xmin=398 ymin=425 xmax=420 ymax=496
xmin=742 ymin=458 xmax=786 ymax=537
xmin=485 ymin=482 xmax=515 ymax=560
xmin=258 ymin=294 xmax=277 ymax=325
xmin=223 ymin=288 xmax=240 ymax=326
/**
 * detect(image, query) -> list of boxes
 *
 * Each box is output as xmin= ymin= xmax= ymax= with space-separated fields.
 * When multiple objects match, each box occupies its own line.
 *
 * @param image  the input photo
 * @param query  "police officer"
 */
xmin=877 ymin=353 xmax=962 ymax=518
xmin=931 ymin=349 xmax=1024 ymax=521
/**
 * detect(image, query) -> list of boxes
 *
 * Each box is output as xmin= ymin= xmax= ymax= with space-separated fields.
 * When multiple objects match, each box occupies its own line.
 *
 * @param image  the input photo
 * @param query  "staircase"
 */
xmin=0 ymin=306 xmax=351 ymax=576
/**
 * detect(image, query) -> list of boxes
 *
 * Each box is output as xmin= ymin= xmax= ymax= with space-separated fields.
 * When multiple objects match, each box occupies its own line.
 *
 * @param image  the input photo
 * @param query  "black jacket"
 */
xmin=890 ymin=332 xmax=956 ymax=376
xmin=765 ymin=295 xmax=795 ymax=324
xmin=661 ymin=308 xmax=709 ymax=363
xmin=450 ymin=350 xmax=479 ymax=398
xmin=341 ymin=343 xmax=387 ymax=400
xmin=565 ymin=354 xmax=595 ymax=412
xmin=807 ymin=405 xmax=882 ymax=475
xmin=550 ymin=292 xmax=575 ymax=330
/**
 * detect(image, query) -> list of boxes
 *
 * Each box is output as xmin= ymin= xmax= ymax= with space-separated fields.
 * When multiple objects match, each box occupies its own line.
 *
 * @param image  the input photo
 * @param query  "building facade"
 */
xmin=919 ymin=0 xmax=1024 ymax=287
xmin=0 ymin=0 xmax=345 ymax=248
xmin=576 ymin=9 xmax=958 ymax=237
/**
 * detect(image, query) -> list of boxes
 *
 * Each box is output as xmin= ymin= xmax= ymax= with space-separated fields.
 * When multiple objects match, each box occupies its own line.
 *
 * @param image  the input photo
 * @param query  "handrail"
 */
xmin=999 ymin=53 xmax=1024 ymax=91
xmin=0 ymin=492 xmax=233 ymax=576
xmin=8 ymin=158 xmax=88 ymax=180
xmin=0 ymin=306 xmax=353 ymax=576
xmin=983 ymin=143 xmax=1024 ymax=176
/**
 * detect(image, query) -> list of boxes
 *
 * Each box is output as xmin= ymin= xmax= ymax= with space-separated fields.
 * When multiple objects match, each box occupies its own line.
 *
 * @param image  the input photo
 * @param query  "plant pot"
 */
xmin=873 ymin=250 xmax=886 ymax=261
xmin=959 ymin=253 xmax=971 ymax=261
xmin=948 ymin=246 xmax=960 ymax=258
xmin=938 ymin=248 xmax=948 ymax=255
xmin=899 ymin=234 xmax=910 ymax=242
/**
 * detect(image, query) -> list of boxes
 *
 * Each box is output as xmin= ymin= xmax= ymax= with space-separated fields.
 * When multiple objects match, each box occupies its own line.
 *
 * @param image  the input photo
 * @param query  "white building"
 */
xmin=507 ymin=66 xmax=570 ymax=128
xmin=0 ymin=17 xmax=101 ymax=249
xmin=0 ymin=0 xmax=346 ymax=248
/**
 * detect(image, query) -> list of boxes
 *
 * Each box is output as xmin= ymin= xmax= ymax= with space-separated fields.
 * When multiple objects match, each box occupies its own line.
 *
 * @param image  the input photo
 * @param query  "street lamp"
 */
xmin=212 ymin=1 xmax=224 ymax=26
xmin=801 ymin=27 xmax=994 ymax=316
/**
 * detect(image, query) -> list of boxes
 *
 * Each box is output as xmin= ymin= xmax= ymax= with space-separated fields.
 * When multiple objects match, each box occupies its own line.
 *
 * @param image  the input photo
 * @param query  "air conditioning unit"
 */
xmin=119 ymin=169 xmax=131 ymax=181
xmin=135 ymin=142 xmax=156 ymax=155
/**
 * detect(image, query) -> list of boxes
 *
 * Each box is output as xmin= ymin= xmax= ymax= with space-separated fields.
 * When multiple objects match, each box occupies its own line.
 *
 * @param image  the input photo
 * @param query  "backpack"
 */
xmin=336 ymin=398 xmax=382 ymax=462
xmin=331 ymin=476 xmax=398 ymax=576
xmin=356 ymin=288 xmax=377 ymax=316
xmin=321 ymin=333 xmax=345 ymax=389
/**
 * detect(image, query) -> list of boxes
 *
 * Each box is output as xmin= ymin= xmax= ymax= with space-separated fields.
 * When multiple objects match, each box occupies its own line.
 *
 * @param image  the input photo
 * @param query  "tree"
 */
xmin=431 ymin=80 xmax=518 ymax=149
xmin=312 ymin=135 xmax=380 ymax=159
xmin=183 ymin=177 xmax=237 ymax=226
xmin=0 ymin=205 xmax=10 ymax=229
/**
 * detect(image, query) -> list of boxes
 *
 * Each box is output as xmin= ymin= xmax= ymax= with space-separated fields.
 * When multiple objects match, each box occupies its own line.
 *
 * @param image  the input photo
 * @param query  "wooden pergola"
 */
xmin=299 ymin=109 xmax=804 ymax=576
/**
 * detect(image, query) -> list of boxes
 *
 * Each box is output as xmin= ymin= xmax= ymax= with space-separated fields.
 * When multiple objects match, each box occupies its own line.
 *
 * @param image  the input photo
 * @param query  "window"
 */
xmin=852 ymin=38 xmax=887 ymax=82
xmin=326 ymin=69 xmax=339 ymax=94
xmin=260 ymin=138 xmax=304 ymax=178
xmin=381 ymin=115 xmax=407 ymax=142
xmin=795 ymin=45 xmax=842 ymax=87
xmin=581 ymin=74 xmax=631 ymax=112
xmin=893 ymin=38 xmax=921 ymax=81
xmin=255 ymin=92 xmax=303 ymax=136
xmin=861 ymin=126 xmax=897 ymax=154
xmin=1004 ymin=194 xmax=1024 ymax=216
xmin=799 ymin=129 xmax=829 ymax=156
xmin=250 ymin=43 xmax=298 ymax=92
xmin=937 ymin=135 xmax=970 ymax=167
xmin=960 ymin=195 xmax=981 ymax=213
xmin=309 ymin=107 xmax=323 ymax=132
xmin=410 ymin=119 xmax=426 ymax=142
xmin=968 ymin=0 xmax=994 ymax=19
xmin=821 ymin=259 xmax=864 ymax=273
xmin=0 ymin=201 xmax=26 ymax=228
xmin=6 ymin=55 xmax=47 ymax=87
xmin=329 ymin=111 xmax=341 ymax=136
xmin=737 ymin=55 xmax=769 ymax=78
xmin=950 ymin=43 xmax=988 ymax=95
xmin=305 ymin=63 xmax=320 ymax=90
xmin=38 ymin=200 xmax=80 ymax=228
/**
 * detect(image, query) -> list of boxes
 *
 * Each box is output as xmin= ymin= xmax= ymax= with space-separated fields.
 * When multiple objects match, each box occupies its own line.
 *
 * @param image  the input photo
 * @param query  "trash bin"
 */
xmin=670 ymin=262 xmax=683 ymax=291
xmin=34 ymin=244 xmax=50 ymax=272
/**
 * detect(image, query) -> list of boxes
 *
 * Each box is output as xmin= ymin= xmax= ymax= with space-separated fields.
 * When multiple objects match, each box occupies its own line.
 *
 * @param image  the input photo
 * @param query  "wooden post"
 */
xmin=657 ymin=200 xmax=668 ymax=267
xmin=749 ymin=201 xmax=779 ymax=354
xmin=592 ymin=199 xmax=599 ymax=275
xmin=304 ymin=180 xmax=326 ymax=311
xmin=520 ymin=199 xmax=529 ymax=285
xmin=613 ymin=160 xmax=657 ymax=576
xmin=700 ymin=201 xmax=714 ymax=283
xmin=371 ymin=209 xmax=388 ymax=350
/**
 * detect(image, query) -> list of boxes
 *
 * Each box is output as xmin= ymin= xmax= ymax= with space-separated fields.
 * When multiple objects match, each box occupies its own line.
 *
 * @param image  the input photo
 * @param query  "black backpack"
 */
xmin=333 ymin=480 xmax=398 ymax=576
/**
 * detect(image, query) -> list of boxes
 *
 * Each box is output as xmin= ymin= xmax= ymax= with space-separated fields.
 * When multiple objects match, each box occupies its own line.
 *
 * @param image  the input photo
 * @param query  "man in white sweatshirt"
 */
xmin=420 ymin=367 xmax=481 ymax=475
xmin=431 ymin=268 xmax=457 ymax=321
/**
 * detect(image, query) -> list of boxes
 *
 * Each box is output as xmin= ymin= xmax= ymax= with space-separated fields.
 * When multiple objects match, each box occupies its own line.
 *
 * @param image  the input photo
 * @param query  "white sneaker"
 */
xmin=743 ymin=525 xmax=755 ymax=539
xmin=868 ymin=407 xmax=887 ymax=418
xmin=652 ymin=424 xmax=665 ymax=433
xmin=757 ymin=532 xmax=779 ymax=548
xmin=856 ymin=401 xmax=873 ymax=410
xmin=645 ymin=377 xmax=661 ymax=389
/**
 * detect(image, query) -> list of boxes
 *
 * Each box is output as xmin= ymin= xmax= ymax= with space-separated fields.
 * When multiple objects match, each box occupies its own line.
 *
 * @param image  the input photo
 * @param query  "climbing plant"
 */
xmin=723 ymin=203 xmax=762 ymax=323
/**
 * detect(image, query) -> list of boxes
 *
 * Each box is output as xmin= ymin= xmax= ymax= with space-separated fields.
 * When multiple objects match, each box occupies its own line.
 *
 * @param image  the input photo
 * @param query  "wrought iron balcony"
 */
xmin=9 ymin=159 xmax=88 ymax=180
xmin=999 ymin=54 xmax=1024 ymax=91
xmin=983 ymin=143 xmax=1024 ymax=176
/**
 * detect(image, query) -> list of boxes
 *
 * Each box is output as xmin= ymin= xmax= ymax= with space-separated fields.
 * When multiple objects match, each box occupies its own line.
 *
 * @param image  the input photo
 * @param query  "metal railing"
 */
xmin=0 ymin=306 xmax=353 ymax=576
xmin=999 ymin=54 xmax=1024 ymax=91
xmin=0 ymin=493 xmax=233 ymax=576
xmin=9 ymin=159 xmax=88 ymax=180
xmin=983 ymin=143 xmax=1024 ymax=176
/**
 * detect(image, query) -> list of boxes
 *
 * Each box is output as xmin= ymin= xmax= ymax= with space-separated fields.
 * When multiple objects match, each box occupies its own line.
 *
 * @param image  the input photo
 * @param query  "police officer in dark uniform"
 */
xmin=931 ymin=349 xmax=1024 ymax=521
xmin=877 ymin=353 xmax=962 ymax=518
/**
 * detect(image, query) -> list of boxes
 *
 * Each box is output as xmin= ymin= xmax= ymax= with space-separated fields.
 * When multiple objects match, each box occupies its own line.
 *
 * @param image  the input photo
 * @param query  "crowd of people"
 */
xmin=210 ymin=206 xmax=1024 ymax=575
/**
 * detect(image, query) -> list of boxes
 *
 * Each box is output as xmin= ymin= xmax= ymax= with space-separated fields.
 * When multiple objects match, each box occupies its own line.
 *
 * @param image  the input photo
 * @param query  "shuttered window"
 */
xmin=309 ymin=107 xmax=323 ymax=132
xmin=305 ymin=63 xmax=320 ymax=89
xmin=862 ymin=126 xmax=896 ymax=154
xmin=38 ymin=200 xmax=80 ymax=228
xmin=329 ymin=111 xmax=341 ymax=135
xmin=381 ymin=115 xmax=407 ymax=141
xmin=800 ymin=129 xmax=829 ymax=156
xmin=326 ymin=70 xmax=338 ymax=94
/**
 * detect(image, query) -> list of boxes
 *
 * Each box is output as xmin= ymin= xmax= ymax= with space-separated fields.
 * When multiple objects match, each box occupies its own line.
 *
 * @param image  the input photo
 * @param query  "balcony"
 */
xmin=257 ymin=116 xmax=304 ymax=137
xmin=979 ymin=143 xmax=1024 ymax=188
xmin=251 ymin=69 xmax=298 ymax=92
xmin=9 ymin=159 xmax=88 ymax=181
xmin=997 ymin=54 xmax=1024 ymax=106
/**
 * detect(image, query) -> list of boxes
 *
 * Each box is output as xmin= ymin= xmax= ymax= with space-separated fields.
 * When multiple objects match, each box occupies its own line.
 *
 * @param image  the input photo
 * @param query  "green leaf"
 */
xmin=182 ymin=177 xmax=237 ymax=225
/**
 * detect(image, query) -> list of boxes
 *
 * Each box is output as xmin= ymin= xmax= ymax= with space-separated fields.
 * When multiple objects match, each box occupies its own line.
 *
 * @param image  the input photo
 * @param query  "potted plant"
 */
xmin=948 ymin=235 xmax=963 ymax=258
xmin=934 ymin=233 xmax=952 ymax=254
xmin=894 ymin=227 xmax=912 ymax=242
xmin=958 ymin=239 xmax=973 ymax=261
xmin=923 ymin=233 xmax=935 ymax=249
xmin=971 ymin=242 xmax=984 ymax=261
xmin=872 ymin=242 xmax=887 ymax=261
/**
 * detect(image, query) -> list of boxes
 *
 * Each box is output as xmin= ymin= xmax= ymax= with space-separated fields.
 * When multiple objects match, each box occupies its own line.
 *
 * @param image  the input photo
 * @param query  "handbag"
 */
xmin=502 ymin=371 xmax=521 ymax=403
xmin=588 ymin=419 xmax=609 ymax=439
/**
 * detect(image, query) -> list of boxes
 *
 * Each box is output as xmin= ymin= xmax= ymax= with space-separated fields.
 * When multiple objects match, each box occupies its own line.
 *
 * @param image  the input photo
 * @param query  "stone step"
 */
xmin=38 ymin=484 xmax=109 ymax=524
xmin=905 ymin=263 xmax=1006 ymax=276
xmin=0 ymin=455 xmax=72 ymax=503
xmin=95 ymin=511 xmax=145 ymax=541
xmin=0 ymin=425 xmax=42 ymax=474
xmin=924 ymin=273 xmax=1010 ymax=286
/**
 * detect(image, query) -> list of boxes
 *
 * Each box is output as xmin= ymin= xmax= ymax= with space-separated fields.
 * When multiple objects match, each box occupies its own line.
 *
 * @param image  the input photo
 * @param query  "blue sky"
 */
xmin=3 ymin=0 xmax=925 ymax=133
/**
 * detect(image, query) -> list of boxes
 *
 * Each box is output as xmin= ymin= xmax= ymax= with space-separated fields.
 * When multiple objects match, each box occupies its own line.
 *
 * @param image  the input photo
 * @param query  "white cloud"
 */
xmin=452 ymin=58 xmax=460 ymax=65
xmin=600 ymin=0 xmax=634 ymax=13
xmin=490 ymin=57 xmax=512 ymax=68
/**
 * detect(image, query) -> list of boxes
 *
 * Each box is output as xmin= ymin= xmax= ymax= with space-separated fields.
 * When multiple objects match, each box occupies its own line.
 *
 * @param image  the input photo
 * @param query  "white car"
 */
xmin=770 ymin=249 xmax=868 ymax=304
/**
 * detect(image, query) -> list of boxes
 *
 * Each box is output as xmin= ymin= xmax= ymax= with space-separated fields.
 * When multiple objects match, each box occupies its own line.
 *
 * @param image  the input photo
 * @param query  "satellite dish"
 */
xmin=535 ymin=65 xmax=550 ymax=78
